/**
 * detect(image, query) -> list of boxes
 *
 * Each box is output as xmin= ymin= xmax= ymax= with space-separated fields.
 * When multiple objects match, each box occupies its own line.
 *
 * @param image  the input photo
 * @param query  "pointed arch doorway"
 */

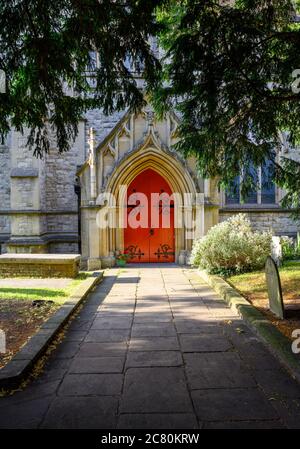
xmin=124 ymin=168 xmax=175 ymax=263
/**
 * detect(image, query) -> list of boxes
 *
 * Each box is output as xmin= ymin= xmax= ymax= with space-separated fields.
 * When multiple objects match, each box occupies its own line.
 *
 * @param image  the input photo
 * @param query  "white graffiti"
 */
xmin=0 ymin=69 xmax=5 ymax=94
xmin=291 ymin=69 xmax=300 ymax=94
xmin=291 ymin=329 xmax=300 ymax=354
xmin=95 ymin=187 xmax=204 ymax=239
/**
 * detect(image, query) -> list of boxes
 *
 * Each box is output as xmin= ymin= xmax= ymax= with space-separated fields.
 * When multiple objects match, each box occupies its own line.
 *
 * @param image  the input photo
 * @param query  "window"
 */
xmin=87 ymin=51 xmax=98 ymax=71
xmin=225 ymin=161 xmax=276 ymax=205
xmin=244 ymin=164 xmax=259 ymax=204
xmin=225 ymin=176 xmax=240 ymax=204
xmin=261 ymin=159 xmax=276 ymax=204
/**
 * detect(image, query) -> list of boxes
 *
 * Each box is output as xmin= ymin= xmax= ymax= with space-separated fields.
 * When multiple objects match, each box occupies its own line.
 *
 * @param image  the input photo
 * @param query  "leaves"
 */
xmin=190 ymin=213 xmax=272 ymax=274
xmin=0 ymin=0 xmax=164 ymax=156
xmin=155 ymin=0 xmax=300 ymax=210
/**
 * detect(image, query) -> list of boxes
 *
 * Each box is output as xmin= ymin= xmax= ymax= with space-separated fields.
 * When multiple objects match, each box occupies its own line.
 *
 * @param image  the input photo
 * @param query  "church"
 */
xmin=0 ymin=100 xmax=299 ymax=269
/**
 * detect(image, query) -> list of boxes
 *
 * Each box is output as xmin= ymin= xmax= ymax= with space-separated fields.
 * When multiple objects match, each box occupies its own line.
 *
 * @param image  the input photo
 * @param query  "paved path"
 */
xmin=0 ymin=265 xmax=300 ymax=429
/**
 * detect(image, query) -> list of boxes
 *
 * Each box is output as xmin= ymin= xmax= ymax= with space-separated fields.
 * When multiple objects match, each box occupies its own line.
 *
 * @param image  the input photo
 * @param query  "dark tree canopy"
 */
xmin=1 ymin=0 xmax=300 ymax=211
xmin=0 ymin=0 xmax=163 ymax=156
xmin=154 ymin=0 xmax=300 ymax=210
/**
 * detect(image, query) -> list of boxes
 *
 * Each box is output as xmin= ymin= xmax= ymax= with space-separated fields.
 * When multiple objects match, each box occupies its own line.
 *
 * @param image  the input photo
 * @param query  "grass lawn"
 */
xmin=0 ymin=273 xmax=90 ymax=369
xmin=227 ymin=261 xmax=300 ymax=340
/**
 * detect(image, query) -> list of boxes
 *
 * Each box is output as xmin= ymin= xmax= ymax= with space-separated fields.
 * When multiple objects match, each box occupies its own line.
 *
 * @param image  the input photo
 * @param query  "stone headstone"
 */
xmin=271 ymin=236 xmax=282 ymax=266
xmin=265 ymin=256 xmax=285 ymax=319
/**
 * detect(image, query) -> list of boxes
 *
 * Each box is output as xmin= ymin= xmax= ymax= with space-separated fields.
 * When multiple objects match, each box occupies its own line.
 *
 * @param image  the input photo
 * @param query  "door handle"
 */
xmin=149 ymin=229 xmax=154 ymax=236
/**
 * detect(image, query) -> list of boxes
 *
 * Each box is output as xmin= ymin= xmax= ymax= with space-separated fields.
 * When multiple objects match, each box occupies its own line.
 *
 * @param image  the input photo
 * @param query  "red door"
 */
xmin=124 ymin=169 xmax=175 ymax=263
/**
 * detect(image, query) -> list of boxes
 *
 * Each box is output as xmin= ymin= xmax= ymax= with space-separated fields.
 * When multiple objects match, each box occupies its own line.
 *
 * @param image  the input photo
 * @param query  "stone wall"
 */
xmin=219 ymin=209 xmax=300 ymax=236
xmin=0 ymin=243 xmax=7 ymax=254
xmin=85 ymin=109 xmax=124 ymax=154
xmin=0 ymin=141 xmax=11 ymax=238
xmin=40 ymin=120 xmax=86 ymax=253
xmin=48 ymin=242 xmax=79 ymax=254
xmin=4 ymin=107 xmax=300 ymax=257
xmin=45 ymin=150 xmax=80 ymax=212
xmin=0 ymin=110 xmax=138 ymax=255
xmin=46 ymin=213 xmax=78 ymax=233
xmin=0 ymin=216 xmax=10 ymax=238
xmin=0 ymin=254 xmax=80 ymax=278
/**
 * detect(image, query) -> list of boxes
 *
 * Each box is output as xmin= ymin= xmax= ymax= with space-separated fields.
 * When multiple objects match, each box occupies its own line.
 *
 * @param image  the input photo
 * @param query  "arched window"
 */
xmin=261 ymin=159 xmax=276 ymax=204
xmin=225 ymin=160 xmax=276 ymax=205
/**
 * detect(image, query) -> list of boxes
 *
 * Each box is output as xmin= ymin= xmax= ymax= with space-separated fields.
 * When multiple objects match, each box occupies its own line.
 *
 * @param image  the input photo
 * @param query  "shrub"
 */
xmin=190 ymin=214 xmax=272 ymax=276
xmin=281 ymin=236 xmax=300 ymax=261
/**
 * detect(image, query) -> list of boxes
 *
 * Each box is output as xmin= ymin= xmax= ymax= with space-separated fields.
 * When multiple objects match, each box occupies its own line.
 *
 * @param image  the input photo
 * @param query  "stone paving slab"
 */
xmin=203 ymin=419 xmax=285 ymax=429
xmin=41 ymin=397 xmax=118 ymax=429
xmin=184 ymin=352 xmax=256 ymax=389
xmin=129 ymin=336 xmax=180 ymax=351
xmin=126 ymin=351 xmax=183 ymax=368
xmin=120 ymin=367 xmax=193 ymax=413
xmin=131 ymin=323 xmax=177 ymax=337
xmin=1 ymin=265 xmax=300 ymax=429
xmin=91 ymin=317 xmax=133 ymax=330
xmin=58 ymin=373 xmax=123 ymax=396
xmin=65 ymin=330 xmax=87 ymax=342
xmin=69 ymin=356 xmax=125 ymax=373
xmin=133 ymin=313 xmax=173 ymax=323
xmin=84 ymin=329 xmax=130 ymax=343
xmin=192 ymin=388 xmax=279 ymax=421
xmin=77 ymin=342 xmax=128 ymax=358
xmin=117 ymin=413 xmax=199 ymax=429
xmin=51 ymin=340 xmax=81 ymax=359
xmin=253 ymin=368 xmax=300 ymax=399
xmin=175 ymin=320 xmax=224 ymax=335
xmin=179 ymin=334 xmax=233 ymax=352
xmin=0 ymin=397 xmax=54 ymax=429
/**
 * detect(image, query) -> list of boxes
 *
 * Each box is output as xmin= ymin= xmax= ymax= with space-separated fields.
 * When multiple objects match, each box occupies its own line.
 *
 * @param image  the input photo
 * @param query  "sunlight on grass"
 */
xmin=228 ymin=261 xmax=300 ymax=303
xmin=0 ymin=272 xmax=90 ymax=304
xmin=227 ymin=261 xmax=300 ymax=340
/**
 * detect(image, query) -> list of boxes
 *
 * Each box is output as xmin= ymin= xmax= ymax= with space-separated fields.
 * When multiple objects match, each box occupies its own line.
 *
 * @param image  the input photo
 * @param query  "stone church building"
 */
xmin=0 ymin=100 xmax=299 ymax=268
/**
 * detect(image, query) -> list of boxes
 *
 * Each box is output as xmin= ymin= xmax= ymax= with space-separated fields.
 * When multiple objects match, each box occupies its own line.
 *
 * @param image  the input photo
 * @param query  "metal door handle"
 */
xmin=149 ymin=229 xmax=154 ymax=236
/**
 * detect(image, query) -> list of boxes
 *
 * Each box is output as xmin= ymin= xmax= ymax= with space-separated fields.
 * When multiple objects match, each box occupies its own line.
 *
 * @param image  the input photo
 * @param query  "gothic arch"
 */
xmin=104 ymin=143 xmax=201 ymax=262
xmin=78 ymin=107 xmax=207 ymax=268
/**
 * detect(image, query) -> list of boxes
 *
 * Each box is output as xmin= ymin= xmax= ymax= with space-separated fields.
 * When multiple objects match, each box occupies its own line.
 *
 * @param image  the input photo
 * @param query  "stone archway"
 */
xmin=101 ymin=144 xmax=203 ymax=266
xmin=78 ymin=107 xmax=207 ymax=270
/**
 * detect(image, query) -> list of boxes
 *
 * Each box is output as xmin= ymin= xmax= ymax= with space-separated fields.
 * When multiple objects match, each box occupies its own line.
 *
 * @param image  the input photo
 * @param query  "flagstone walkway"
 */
xmin=0 ymin=265 xmax=300 ymax=429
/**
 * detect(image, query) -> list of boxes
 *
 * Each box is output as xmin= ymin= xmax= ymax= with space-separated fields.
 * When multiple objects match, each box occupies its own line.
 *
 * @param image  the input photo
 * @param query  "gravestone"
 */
xmin=271 ymin=236 xmax=282 ymax=266
xmin=265 ymin=256 xmax=285 ymax=319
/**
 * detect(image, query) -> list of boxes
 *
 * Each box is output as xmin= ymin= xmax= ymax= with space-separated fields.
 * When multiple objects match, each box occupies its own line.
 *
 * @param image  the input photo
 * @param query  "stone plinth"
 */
xmin=0 ymin=254 xmax=81 ymax=278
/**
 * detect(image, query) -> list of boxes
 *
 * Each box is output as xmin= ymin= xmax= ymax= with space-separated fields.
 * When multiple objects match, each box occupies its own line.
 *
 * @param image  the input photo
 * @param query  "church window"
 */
xmin=225 ymin=160 xmax=276 ymax=205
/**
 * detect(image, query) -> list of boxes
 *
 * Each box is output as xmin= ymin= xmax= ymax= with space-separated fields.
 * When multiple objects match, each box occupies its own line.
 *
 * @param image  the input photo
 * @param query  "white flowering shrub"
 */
xmin=190 ymin=214 xmax=272 ymax=275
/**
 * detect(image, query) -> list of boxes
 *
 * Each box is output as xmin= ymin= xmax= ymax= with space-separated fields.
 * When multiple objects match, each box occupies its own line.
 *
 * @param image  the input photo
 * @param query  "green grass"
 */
xmin=227 ymin=261 xmax=300 ymax=340
xmin=0 ymin=273 xmax=90 ymax=305
xmin=227 ymin=261 xmax=300 ymax=303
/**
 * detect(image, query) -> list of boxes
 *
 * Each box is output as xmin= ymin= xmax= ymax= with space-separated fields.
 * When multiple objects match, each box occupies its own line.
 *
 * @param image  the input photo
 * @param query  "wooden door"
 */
xmin=124 ymin=169 xmax=175 ymax=263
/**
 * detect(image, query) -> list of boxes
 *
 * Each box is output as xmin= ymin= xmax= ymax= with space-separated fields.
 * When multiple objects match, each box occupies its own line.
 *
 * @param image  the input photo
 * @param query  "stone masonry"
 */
xmin=220 ymin=210 xmax=300 ymax=237
xmin=0 ymin=110 xmax=127 ymax=255
xmin=0 ymin=105 xmax=299 ymax=256
xmin=0 ymin=254 xmax=80 ymax=278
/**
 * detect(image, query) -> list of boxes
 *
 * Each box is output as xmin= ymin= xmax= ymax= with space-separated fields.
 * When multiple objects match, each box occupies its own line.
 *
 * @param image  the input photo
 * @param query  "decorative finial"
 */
xmin=88 ymin=127 xmax=96 ymax=167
